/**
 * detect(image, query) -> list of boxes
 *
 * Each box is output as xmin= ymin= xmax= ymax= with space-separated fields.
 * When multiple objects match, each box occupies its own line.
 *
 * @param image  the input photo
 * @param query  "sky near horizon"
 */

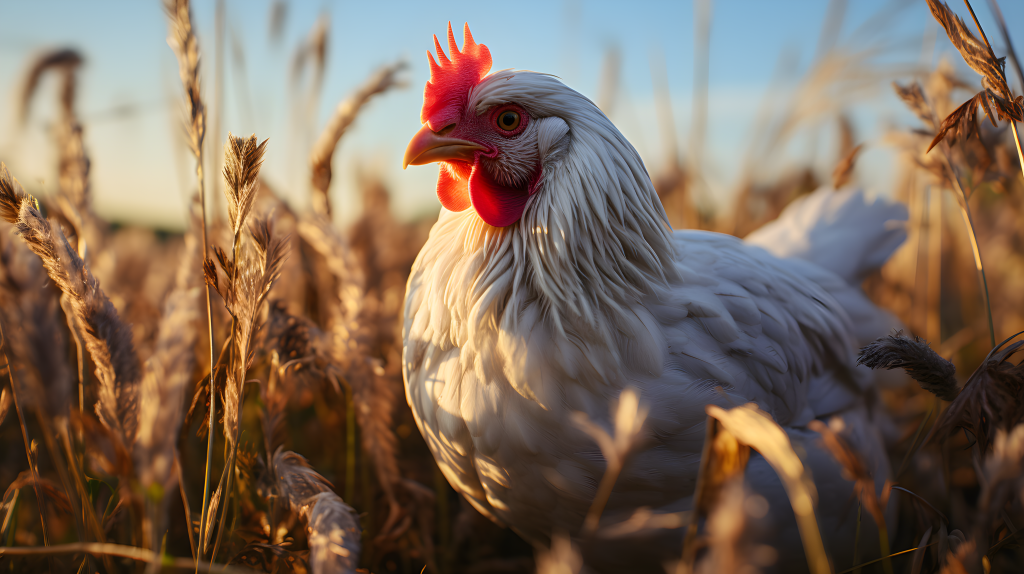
xmin=0 ymin=0 xmax=1020 ymax=230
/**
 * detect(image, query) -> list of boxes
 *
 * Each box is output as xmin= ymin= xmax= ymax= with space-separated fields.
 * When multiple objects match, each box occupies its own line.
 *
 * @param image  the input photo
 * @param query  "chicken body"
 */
xmin=403 ymin=26 xmax=905 ymax=572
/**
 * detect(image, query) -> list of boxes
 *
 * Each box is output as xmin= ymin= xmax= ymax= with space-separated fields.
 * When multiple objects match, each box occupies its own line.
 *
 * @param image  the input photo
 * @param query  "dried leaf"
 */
xmin=893 ymin=82 xmax=935 ymax=126
xmin=0 ymin=387 xmax=10 ymax=427
xmin=832 ymin=143 xmax=863 ymax=189
xmin=535 ymin=534 xmax=583 ymax=574
xmin=571 ymin=387 xmax=649 ymax=471
xmin=927 ymin=91 xmax=987 ymax=152
xmin=213 ymin=245 xmax=233 ymax=278
xmin=596 ymin=507 xmax=686 ymax=539
xmin=695 ymin=478 xmax=758 ymax=574
xmin=2 ymin=471 xmax=73 ymax=516
xmin=809 ymin=419 xmax=890 ymax=529
xmin=203 ymin=257 xmax=219 ymax=290
xmin=706 ymin=403 xmax=829 ymax=574
xmin=987 ymin=91 xmax=1024 ymax=123
xmin=696 ymin=420 xmax=750 ymax=515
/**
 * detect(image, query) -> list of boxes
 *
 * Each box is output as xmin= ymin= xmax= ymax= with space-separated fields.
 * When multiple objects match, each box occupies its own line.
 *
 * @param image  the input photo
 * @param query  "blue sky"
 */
xmin=0 ymin=0 xmax=1021 ymax=229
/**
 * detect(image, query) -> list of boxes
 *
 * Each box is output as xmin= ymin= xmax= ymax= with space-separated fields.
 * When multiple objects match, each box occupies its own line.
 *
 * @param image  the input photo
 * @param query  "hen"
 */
xmin=402 ymin=23 xmax=906 ymax=572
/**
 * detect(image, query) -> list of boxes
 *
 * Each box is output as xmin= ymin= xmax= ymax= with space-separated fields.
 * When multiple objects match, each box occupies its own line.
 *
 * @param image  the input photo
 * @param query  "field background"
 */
xmin=0 ymin=0 xmax=1023 ymax=573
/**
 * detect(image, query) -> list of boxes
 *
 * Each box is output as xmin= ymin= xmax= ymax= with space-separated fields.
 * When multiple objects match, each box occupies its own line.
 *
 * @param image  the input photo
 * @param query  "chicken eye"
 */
xmin=496 ymin=110 xmax=521 ymax=132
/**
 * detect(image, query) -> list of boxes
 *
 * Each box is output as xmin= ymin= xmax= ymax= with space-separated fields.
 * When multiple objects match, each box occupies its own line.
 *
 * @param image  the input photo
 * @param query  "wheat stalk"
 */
xmin=208 ymin=209 xmax=286 ymax=561
xmin=163 ymin=0 xmax=221 ymax=560
xmin=309 ymin=62 xmax=406 ymax=215
xmin=0 ymin=542 xmax=254 ymax=573
xmin=895 ymin=77 xmax=997 ymax=348
xmin=0 ymin=163 xmax=139 ymax=444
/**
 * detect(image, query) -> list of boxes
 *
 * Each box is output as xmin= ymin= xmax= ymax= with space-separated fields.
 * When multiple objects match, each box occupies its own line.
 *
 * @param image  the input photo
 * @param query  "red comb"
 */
xmin=421 ymin=22 xmax=492 ymax=128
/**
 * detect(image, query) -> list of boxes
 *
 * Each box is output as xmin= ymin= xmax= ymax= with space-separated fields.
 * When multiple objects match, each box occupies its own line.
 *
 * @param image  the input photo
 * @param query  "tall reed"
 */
xmin=164 ymin=0 xmax=218 ymax=559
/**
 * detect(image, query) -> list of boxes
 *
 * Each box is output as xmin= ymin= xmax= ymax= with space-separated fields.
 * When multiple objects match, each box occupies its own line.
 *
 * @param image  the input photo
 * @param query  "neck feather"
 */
xmin=417 ymin=81 xmax=677 ymax=362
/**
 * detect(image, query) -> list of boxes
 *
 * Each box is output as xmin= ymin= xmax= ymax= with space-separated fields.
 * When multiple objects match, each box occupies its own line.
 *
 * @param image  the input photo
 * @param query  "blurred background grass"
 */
xmin=3 ymin=0 xmax=1019 ymax=229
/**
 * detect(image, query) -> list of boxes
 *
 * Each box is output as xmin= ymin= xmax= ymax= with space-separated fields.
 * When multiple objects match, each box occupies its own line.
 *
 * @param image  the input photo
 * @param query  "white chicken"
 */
xmin=402 ymin=23 xmax=906 ymax=572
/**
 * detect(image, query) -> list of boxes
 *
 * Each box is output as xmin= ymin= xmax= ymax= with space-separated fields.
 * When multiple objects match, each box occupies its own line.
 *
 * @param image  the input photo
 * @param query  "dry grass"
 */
xmin=0 ymin=1 xmax=1024 ymax=573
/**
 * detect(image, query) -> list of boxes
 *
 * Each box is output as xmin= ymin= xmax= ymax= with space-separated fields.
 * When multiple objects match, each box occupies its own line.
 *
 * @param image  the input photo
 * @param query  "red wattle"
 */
xmin=468 ymin=163 xmax=532 ymax=228
xmin=436 ymin=163 xmax=472 ymax=212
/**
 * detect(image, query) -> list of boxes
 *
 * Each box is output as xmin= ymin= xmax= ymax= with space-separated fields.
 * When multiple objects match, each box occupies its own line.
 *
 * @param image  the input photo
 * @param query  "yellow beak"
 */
xmin=402 ymin=124 xmax=486 ymax=169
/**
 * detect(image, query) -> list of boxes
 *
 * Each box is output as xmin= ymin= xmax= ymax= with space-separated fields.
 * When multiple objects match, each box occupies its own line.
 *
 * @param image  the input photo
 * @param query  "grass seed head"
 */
xmin=223 ymin=133 xmax=269 ymax=235
xmin=304 ymin=491 xmax=361 ymax=574
xmin=858 ymin=331 xmax=959 ymax=401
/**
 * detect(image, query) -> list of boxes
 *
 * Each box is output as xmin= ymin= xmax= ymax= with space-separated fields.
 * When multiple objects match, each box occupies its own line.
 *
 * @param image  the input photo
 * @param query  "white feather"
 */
xmin=403 ymin=70 xmax=906 ymax=572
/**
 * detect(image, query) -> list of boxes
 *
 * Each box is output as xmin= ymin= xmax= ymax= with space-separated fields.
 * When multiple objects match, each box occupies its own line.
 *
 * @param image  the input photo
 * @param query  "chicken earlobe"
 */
xmin=437 ymin=163 xmax=472 ymax=212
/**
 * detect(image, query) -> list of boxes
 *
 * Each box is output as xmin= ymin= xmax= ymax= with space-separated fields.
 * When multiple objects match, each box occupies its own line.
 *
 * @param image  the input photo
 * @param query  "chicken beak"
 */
xmin=403 ymin=124 xmax=486 ymax=169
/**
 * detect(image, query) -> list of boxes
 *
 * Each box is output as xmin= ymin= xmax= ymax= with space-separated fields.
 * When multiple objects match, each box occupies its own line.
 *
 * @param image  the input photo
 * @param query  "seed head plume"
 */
xmin=260 ymin=354 xmax=289 ymax=460
xmin=858 ymin=331 xmax=959 ymax=401
xmin=0 ymin=162 xmax=140 ymax=444
xmin=290 ymin=16 xmax=328 ymax=88
xmin=165 ymin=0 xmax=205 ymax=158
xmin=222 ymin=133 xmax=268 ymax=236
xmin=305 ymin=492 xmax=361 ymax=574
xmin=271 ymin=449 xmax=361 ymax=574
xmin=892 ymin=82 xmax=935 ymax=126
